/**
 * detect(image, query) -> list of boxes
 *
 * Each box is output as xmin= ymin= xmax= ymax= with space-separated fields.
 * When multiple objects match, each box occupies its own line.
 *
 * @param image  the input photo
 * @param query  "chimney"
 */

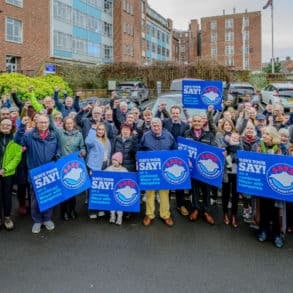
xmin=223 ymin=9 xmax=225 ymax=15
xmin=233 ymin=7 xmax=236 ymax=14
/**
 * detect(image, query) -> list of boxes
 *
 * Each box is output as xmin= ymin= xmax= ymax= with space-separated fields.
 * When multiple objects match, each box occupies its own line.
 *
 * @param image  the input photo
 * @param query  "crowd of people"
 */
xmin=0 ymin=86 xmax=293 ymax=248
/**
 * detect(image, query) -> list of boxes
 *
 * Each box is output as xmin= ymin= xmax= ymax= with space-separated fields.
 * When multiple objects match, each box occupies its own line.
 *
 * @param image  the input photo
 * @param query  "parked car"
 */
xmin=261 ymin=83 xmax=293 ymax=109
xmin=225 ymin=82 xmax=256 ymax=106
xmin=151 ymin=92 xmax=205 ymax=122
xmin=116 ymin=81 xmax=149 ymax=105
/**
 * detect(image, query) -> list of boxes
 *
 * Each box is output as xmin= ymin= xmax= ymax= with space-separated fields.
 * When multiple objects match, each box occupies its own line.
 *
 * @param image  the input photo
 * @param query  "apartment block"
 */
xmin=174 ymin=19 xmax=199 ymax=64
xmin=201 ymin=11 xmax=261 ymax=71
xmin=0 ymin=0 xmax=50 ymax=74
xmin=0 ymin=1 xmax=261 ymax=73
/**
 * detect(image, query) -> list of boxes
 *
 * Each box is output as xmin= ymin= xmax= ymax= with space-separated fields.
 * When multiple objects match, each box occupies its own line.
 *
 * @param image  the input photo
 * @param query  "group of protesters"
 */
xmin=0 ymin=86 xmax=293 ymax=248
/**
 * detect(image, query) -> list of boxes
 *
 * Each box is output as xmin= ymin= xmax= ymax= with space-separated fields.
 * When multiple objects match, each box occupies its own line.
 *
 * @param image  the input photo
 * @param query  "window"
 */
xmin=6 ymin=55 xmax=19 ymax=72
xmin=210 ymin=20 xmax=217 ymax=30
xmin=54 ymin=31 xmax=72 ymax=51
xmin=5 ymin=0 xmax=23 ymax=7
xmin=225 ymin=45 xmax=234 ymax=55
xmin=243 ymin=16 xmax=249 ymax=27
xmin=54 ymin=1 xmax=72 ymax=24
xmin=5 ymin=17 xmax=22 ymax=43
xmin=244 ymin=45 xmax=250 ymax=54
xmin=211 ymin=47 xmax=217 ymax=56
xmin=225 ymin=57 xmax=234 ymax=66
xmin=104 ymin=22 xmax=112 ymax=37
xmin=211 ymin=33 xmax=217 ymax=43
xmin=104 ymin=45 xmax=113 ymax=60
xmin=244 ymin=58 xmax=249 ymax=68
xmin=243 ymin=31 xmax=249 ymax=41
xmin=104 ymin=0 xmax=112 ymax=15
xmin=225 ymin=18 xmax=234 ymax=29
xmin=225 ymin=32 xmax=234 ymax=42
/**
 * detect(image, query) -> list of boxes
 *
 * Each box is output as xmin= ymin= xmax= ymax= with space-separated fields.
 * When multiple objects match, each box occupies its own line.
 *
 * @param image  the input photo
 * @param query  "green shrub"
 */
xmin=0 ymin=73 xmax=72 ymax=100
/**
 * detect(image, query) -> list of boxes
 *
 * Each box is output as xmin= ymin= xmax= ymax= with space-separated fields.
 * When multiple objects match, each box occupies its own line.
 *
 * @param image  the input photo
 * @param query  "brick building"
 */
xmin=0 ymin=1 xmax=261 ymax=73
xmin=0 ymin=0 xmax=50 ymax=74
xmin=201 ymin=11 xmax=261 ymax=71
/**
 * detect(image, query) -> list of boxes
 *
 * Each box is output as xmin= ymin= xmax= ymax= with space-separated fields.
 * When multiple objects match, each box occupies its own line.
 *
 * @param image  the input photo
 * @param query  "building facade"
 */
xmin=0 ymin=0 xmax=50 ymax=74
xmin=201 ymin=11 xmax=261 ymax=71
xmin=0 ymin=1 xmax=261 ymax=73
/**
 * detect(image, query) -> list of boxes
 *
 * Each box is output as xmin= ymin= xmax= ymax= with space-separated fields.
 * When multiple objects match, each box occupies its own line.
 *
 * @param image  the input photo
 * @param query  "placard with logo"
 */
xmin=88 ymin=171 xmax=140 ymax=212
xmin=237 ymin=151 xmax=293 ymax=202
xmin=182 ymin=80 xmax=223 ymax=110
xmin=136 ymin=150 xmax=191 ymax=190
xmin=29 ymin=152 xmax=91 ymax=212
xmin=177 ymin=137 xmax=225 ymax=187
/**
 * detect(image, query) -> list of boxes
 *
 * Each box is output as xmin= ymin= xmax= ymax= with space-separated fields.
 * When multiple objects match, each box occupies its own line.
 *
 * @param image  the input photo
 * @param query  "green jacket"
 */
xmin=2 ymin=141 xmax=22 ymax=177
xmin=27 ymin=92 xmax=58 ymax=114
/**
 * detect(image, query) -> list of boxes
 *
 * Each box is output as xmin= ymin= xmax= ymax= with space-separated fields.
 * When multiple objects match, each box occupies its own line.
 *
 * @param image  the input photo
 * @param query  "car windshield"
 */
xmin=278 ymin=88 xmax=293 ymax=97
xmin=117 ymin=84 xmax=136 ymax=90
xmin=230 ymin=86 xmax=254 ymax=95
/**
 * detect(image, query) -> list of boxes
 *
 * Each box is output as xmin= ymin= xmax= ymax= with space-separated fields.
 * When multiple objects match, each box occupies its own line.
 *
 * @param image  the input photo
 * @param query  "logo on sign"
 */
xmin=196 ymin=152 xmax=221 ymax=179
xmin=201 ymin=86 xmax=221 ymax=106
xmin=162 ymin=157 xmax=189 ymax=184
xmin=61 ymin=161 xmax=86 ymax=189
xmin=114 ymin=179 xmax=139 ymax=206
xmin=267 ymin=164 xmax=293 ymax=195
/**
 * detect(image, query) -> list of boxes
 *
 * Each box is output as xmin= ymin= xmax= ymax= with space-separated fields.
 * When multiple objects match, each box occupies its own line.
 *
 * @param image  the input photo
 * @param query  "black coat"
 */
xmin=112 ymin=135 xmax=138 ymax=172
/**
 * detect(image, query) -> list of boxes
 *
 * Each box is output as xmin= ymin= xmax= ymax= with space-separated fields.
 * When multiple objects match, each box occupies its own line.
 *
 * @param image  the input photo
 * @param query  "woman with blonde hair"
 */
xmin=257 ymin=126 xmax=285 ymax=248
xmin=85 ymin=122 xmax=111 ymax=219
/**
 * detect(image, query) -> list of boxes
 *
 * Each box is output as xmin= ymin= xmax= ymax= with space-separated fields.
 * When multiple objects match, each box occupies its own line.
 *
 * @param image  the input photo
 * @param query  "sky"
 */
xmin=147 ymin=0 xmax=293 ymax=62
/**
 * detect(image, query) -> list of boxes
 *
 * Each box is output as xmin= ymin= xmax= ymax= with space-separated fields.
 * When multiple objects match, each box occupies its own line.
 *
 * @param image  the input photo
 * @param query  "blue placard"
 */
xmin=182 ymin=80 xmax=223 ymax=110
xmin=237 ymin=151 xmax=293 ymax=202
xmin=29 ymin=152 xmax=91 ymax=212
xmin=137 ymin=150 xmax=191 ymax=190
xmin=177 ymin=137 xmax=225 ymax=187
xmin=88 ymin=171 xmax=140 ymax=212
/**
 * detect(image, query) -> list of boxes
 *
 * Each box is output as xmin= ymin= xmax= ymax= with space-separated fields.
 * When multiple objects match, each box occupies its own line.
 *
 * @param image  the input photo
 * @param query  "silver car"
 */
xmin=261 ymin=83 xmax=293 ymax=109
xmin=116 ymin=81 xmax=149 ymax=105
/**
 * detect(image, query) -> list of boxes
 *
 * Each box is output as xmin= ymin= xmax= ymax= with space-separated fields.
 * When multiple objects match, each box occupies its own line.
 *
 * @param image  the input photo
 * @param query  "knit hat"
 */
xmin=112 ymin=152 xmax=123 ymax=164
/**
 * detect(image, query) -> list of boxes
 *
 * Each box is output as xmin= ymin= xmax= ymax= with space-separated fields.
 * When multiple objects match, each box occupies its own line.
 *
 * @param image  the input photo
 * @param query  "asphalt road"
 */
xmin=1 ymin=196 xmax=293 ymax=293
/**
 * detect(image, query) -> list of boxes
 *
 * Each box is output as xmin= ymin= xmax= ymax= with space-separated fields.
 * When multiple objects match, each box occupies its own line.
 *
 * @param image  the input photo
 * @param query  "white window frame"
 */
xmin=225 ymin=18 xmax=234 ymax=29
xmin=210 ymin=20 xmax=217 ymax=30
xmin=5 ymin=0 xmax=23 ymax=7
xmin=5 ymin=17 xmax=23 ymax=43
xmin=211 ymin=47 xmax=217 ymax=57
xmin=211 ymin=33 xmax=217 ymax=43
xmin=225 ymin=32 xmax=234 ymax=42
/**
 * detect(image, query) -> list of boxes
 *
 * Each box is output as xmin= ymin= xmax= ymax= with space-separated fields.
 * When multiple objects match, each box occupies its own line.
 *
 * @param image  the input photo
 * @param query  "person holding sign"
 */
xmin=139 ymin=118 xmax=177 ymax=227
xmin=0 ymin=119 xmax=22 ymax=230
xmin=20 ymin=114 xmax=60 ymax=234
xmin=184 ymin=115 xmax=216 ymax=225
xmin=162 ymin=105 xmax=190 ymax=217
xmin=257 ymin=126 xmax=285 ymax=248
xmin=105 ymin=152 xmax=128 ymax=225
xmin=49 ymin=111 xmax=86 ymax=221
xmin=85 ymin=122 xmax=112 ymax=219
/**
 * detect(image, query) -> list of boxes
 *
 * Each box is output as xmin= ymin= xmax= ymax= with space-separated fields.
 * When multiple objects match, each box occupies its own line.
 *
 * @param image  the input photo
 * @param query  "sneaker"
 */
xmin=89 ymin=213 xmax=97 ymax=219
xmin=274 ymin=235 xmax=284 ymax=248
xmin=257 ymin=231 xmax=267 ymax=242
xmin=116 ymin=216 xmax=123 ymax=226
xmin=43 ymin=220 xmax=55 ymax=231
xmin=4 ymin=217 xmax=14 ymax=231
xmin=177 ymin=206 xmax=189 ymax=216
xmin=32 ymin=222 xmax=42 ymax=234
xmin=98 ymin=211 xmax=105 ymax=217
